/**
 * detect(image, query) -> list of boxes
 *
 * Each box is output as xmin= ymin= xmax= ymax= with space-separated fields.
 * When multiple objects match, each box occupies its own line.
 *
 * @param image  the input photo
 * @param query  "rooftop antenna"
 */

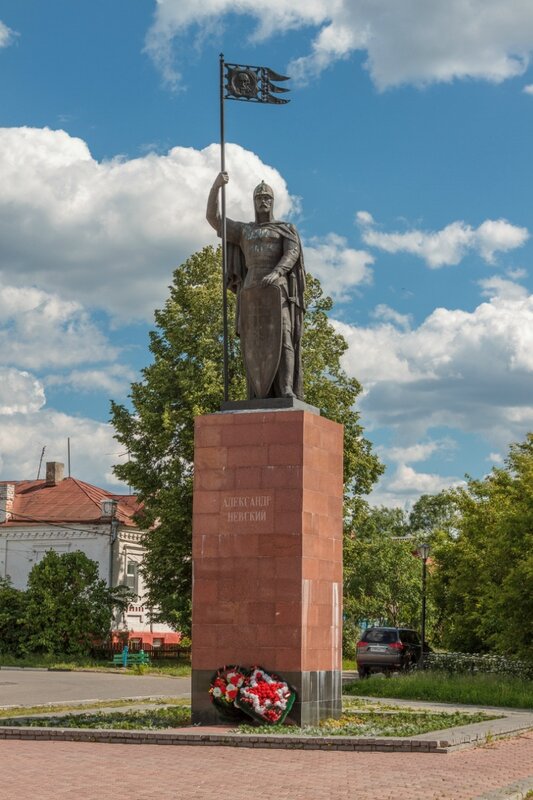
xmin=67 ymin=437 xmax=71 ymax=477
xmin=36 ymin=445 xmax=46 ymax=480
xmin=104 ymin=449 xmax=132 ymax=494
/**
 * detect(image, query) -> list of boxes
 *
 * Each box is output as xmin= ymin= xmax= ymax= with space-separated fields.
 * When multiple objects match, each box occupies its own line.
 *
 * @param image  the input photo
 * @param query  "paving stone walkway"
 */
xmin=0 ymin=731 xmax=532 ymax=800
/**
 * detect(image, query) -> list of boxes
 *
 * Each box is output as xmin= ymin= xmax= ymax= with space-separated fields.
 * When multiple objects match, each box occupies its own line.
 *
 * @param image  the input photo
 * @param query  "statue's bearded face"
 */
xmin=254 ymin=192 xmax=273 ymax=217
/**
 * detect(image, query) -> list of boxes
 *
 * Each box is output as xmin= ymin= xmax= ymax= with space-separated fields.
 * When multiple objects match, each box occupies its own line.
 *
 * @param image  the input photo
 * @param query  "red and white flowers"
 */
xmin=237 ymin=667 xmax=294 ymax=724
xmin=210 ymin=665 xmax=296 ymax=725
xmin=209 ymin=665 xmax=246 ymax=707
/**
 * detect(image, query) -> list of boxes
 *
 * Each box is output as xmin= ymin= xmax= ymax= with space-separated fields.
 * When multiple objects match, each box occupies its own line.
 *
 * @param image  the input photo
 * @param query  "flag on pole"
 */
xmin=224 ymin=62 xmax=290 ymax=104
xmin=218 ymin=56 xmax=290 ymax=401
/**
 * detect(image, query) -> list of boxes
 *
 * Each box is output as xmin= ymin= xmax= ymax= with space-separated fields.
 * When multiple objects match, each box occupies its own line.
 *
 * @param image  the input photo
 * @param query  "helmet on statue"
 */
xmin=253 ymin=180 xmax=274 ymax=198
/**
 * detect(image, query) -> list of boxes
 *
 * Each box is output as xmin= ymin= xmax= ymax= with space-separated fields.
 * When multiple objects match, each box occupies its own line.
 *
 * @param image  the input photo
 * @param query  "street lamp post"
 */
xmin=101 ymin=499 xmax=119 ymax=588
xmin=417 ymin=543 xmax=430 ymax=669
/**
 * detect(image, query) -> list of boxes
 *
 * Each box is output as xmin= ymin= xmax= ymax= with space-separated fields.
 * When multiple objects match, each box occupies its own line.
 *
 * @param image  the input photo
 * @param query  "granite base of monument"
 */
xmin=191 ymin=407 xmax=343 ymax=727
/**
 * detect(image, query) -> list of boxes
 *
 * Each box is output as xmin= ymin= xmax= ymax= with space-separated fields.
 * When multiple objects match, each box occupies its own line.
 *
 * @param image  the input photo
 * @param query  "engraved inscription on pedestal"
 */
xmin=220 ymin=492 xmax=274 ymax=533
xmin=224 ymin=494 xmax=271 ymax=522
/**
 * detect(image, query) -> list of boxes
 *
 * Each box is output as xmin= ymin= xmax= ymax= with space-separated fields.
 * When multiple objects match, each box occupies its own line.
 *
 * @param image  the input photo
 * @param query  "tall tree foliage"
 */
xmin=0 ymin=578 xmax=27 ymax=656
xmin=430 ymin=435 xmax=533 ymax=659
xmin=111 ymin=246 xmax=383 ymax=631
xmin=343 ymin=507 xmax=425 ymax=652
xmin=343 ymin=494 xmax=461 ymax=654
xmin=408 ymin=492 xmax=458 ymax=538
xmin=23 ymin=551 xmax=131 ymax=656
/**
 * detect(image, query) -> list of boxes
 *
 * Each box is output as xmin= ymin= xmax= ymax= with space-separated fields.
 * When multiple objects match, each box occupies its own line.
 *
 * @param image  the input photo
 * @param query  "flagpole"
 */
xmin=219 ymin=53 xmax=229 ymax=402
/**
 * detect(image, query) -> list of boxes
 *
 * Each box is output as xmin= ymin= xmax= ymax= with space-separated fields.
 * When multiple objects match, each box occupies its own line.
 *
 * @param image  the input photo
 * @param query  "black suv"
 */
xmin=356 ymin=626 xmax=422 ymax=678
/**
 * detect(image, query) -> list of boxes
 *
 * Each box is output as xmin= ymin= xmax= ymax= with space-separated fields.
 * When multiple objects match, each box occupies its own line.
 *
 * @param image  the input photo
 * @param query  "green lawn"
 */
xmin=236 ymin=708 xmax=499 ymax=737
xmin=1 ymin=703 xmax=498 ymax=736
xmin=0 ymin=654 xmax=191 ymax=677
xmin=2 ymin=707 xmax=191 ymax=730
xmin=0 ymin=697 xmax=189 ymax=720
xmin=344 ymin=670 xmax=533 ymax=709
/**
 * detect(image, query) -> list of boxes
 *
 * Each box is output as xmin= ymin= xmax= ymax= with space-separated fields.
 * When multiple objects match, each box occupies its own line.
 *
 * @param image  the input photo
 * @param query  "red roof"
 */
xmin=0 ymin=477 xmax=141 ymax=527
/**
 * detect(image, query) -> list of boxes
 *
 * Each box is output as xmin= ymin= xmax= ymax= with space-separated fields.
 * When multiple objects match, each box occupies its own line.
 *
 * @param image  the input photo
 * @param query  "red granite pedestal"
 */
xmin=191 ymin=406 xmax=343 ymax=726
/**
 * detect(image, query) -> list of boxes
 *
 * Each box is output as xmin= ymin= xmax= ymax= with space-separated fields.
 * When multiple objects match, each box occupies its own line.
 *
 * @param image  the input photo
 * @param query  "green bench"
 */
xmin=111 ymin=650 xmax=151 ymax=667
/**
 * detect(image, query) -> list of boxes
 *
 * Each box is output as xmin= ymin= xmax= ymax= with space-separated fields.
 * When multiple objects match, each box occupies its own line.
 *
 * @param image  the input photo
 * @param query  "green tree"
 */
xmin=408 ymin=492 xmax=458 ymax=537
xmin=111 ymin=246 xmax=383 ymax=631
xmin=343 ymin=506 xmax=424 ymax=654
xmin=431 ymin=434 xmax=533 ymax=659
xmin=24 ymin=551 xmax=131 ymax=656
xmin=406 ymin=491 xmax=460 ymax=648
xmin=0 ymin=578 xmax=27 ymax=656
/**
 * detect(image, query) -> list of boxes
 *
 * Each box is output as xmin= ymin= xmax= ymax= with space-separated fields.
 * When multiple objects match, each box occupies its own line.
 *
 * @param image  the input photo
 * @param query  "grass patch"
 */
xmin=235 ymin=709 xmax=498 ymax=737
xmin=1 ymin=707 xmax=191 ymax=730
xmin=344 ymin=670 xmax=533 ymax=709
xmin=343 ymin=697 xmax=413 ymax=711
xmin=0 ymin=700 xmax=499 ymax=736
xmin=0 ymin=696 xmax=189 ymax=719
xmin=0 ymin=654 xmax=191 ymax=677
xmin=0 ymin=654 xmax=107 ymax=670
xmin=127 ymin=662 xmax=191 ymax=677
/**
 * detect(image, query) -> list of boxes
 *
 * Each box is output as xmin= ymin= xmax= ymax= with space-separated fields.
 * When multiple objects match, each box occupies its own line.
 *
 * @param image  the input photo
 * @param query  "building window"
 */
xmin=126 ymin=560 xmax=138 ymax=594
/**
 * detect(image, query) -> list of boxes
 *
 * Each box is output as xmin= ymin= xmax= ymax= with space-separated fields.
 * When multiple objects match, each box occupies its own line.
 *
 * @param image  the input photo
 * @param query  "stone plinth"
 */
xmin=191 ymin=408 xmax=343 ymax=726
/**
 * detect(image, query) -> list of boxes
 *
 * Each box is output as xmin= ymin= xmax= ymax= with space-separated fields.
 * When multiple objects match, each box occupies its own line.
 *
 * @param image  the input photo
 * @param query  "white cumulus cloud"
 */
xmin=335 ymin=280 xmax=533 ymax=446
xmin=45 ymin=365 xmax=137 ymax=396
xmin=478 ymin=276 xmax=529 ymax=301
xmin=358 ymin=213 xmax=529 ymax=267
xmin=369 ymin=464 xmax=463 ymax=508
xmin=0 ymin=409 xmax=129 ymax=489
xmin=0 ymin=128 xmax=297 ymax=321
xmin=369 ymin=437 xmax=462 ymax=507
xmin=144 ymin=1 xmax=533 ymax=91
xmin=304 ymin=233 xmax=373 ymax=300
xmin=371 ymin=304 xmax=411 ymax=330
xmin=387 ymin=464 xmax=462 ymax=496
xmin=355 ymin=210 xmax=375 ymax=226
xmin=384 ymin=439 xmax=455 ymax=465
xmin=0 ymin=21 xmax=16 ymax=49
xmin=0 ymin=283 xmax=119 ymax=370
xmin=0 ymin=369 xmax=45 ymax=415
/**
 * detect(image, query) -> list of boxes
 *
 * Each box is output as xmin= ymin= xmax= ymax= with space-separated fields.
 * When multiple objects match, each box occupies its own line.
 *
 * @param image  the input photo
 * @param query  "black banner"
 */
xmin=224 ymin=63 xmax=290 ymax=104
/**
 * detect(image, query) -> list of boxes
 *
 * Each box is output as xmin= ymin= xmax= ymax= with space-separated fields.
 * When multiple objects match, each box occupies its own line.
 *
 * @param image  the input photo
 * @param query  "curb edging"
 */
xmin=0 ymin=726 xmax=452 ymax=751
xmin=472 ymin=775 xmax=533 ymax=800
xmin=0 ymin=719 xmax=531 ymax=753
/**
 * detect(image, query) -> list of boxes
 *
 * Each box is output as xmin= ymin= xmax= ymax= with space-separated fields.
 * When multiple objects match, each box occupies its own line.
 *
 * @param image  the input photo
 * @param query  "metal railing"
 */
xmin=90 ymin=642 xmax=191 ymax=661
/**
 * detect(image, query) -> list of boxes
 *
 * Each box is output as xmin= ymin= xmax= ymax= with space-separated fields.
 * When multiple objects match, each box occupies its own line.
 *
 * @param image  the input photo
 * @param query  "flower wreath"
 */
xmin=209 ymin=665 xmax=248 ymax=719
xmin=209 ymin=664 xmax=296 ymax=725
xmin=236 ymin=666 xmax=295 ymax=725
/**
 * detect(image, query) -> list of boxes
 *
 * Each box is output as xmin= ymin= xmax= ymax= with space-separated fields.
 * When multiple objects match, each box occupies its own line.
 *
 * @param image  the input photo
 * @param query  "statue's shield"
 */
xmin=240 ymin=284 xmax=282 ymax=398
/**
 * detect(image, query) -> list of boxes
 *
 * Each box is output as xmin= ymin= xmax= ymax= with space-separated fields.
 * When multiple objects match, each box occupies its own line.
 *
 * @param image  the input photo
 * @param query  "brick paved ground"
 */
xmin=0 ymin=731 xmax=532 ymax=800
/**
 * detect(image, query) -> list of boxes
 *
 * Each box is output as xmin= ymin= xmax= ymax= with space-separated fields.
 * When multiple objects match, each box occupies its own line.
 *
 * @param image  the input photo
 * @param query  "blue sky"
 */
xmin=1 ymin=1 xmax=533 ymax=506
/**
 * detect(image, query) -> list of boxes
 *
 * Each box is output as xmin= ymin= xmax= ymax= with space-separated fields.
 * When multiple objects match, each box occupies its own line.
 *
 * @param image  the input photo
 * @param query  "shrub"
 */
xmin=24 ymin=551 xmax=132 ymax=656
xmin=0 ymin=578 xmax=28 ymax=657
xmin=426 ymin=651 xmax=533 ymax=680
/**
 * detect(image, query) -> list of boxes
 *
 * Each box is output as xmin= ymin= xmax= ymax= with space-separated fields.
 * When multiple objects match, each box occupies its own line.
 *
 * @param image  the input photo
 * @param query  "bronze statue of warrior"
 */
xmin=206 ymin=172 xmax=306 ymax=400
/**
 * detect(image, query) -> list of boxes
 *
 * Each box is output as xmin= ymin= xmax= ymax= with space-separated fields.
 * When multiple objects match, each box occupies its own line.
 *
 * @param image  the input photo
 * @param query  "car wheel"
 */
xmin=402 ymin=656 xmax=413 ymax=672
xmin=358 ymin=667 xmax=369 ymax=679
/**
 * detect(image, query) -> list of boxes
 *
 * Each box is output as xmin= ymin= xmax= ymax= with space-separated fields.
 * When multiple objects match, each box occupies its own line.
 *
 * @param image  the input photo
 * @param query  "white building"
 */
xmin=0 ymin=461 xmax=179 ymax=646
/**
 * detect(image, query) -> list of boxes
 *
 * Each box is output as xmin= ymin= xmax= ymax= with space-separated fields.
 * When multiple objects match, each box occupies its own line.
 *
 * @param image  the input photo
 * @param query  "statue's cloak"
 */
xmin=226 ymin=222 xmax=306 ymax=399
